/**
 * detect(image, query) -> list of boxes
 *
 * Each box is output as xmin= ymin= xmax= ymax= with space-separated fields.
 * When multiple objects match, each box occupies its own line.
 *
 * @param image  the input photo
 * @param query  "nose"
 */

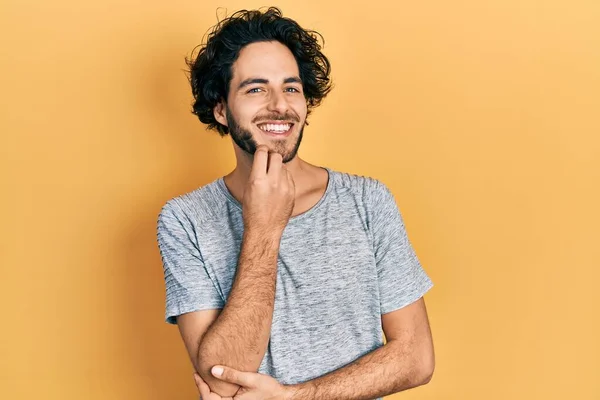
xmin=266 ymin=90 xmax=289 ymax=114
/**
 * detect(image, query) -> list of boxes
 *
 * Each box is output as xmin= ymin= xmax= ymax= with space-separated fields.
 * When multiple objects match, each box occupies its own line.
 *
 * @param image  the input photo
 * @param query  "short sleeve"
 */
xmin=156 ymin=201 xmax=224 ymax=324
xmin=368 ymin=179 xmax=434 ymax=314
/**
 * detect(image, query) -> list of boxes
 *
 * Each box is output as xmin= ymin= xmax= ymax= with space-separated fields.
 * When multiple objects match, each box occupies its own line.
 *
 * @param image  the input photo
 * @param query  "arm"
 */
xmin=157 ymin=147 xmax=293 ymax=397
xmin=287 ymin=297 xmax=435 ymax=400
xmin=195 ymin=229 xmax=281 ymax=396
xmin=194 ymin=146 xmax=294 ymax=396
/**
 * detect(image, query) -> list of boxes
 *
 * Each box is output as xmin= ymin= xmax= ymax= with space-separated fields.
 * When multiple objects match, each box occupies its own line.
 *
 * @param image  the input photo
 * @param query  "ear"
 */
xmin=213 ymin=100 xmax=228 ymax=128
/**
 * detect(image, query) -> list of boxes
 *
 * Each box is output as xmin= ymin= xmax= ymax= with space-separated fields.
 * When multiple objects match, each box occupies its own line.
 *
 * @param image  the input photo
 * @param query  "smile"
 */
xmin=257 ymin=122 xmax=293 ymax=134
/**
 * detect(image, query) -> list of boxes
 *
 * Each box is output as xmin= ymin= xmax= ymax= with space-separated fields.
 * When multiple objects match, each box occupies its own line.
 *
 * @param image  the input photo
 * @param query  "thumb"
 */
xmin=212 ymin=365 xmax=256 ymax=388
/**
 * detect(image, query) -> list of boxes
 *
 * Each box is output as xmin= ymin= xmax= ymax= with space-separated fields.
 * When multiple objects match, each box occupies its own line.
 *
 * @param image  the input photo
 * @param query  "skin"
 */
xmin=212 ymin=40 xmax=330 ymax=217
xmin=194 ymin=297 xmax=435 ymax=400
xmin=193 ymin=145 xmax=294 ymax=396
xmin=182 ymin=39 xmax=435 ymax=399
xmin=185 ymin=40 xmax=330 ymax=397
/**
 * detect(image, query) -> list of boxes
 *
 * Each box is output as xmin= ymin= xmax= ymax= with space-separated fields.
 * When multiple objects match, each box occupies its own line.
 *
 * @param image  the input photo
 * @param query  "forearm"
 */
xmin=198 ymin=229 xmax=281 ymax=395
xmin=288 ymin=339 xmax=432 ymax=400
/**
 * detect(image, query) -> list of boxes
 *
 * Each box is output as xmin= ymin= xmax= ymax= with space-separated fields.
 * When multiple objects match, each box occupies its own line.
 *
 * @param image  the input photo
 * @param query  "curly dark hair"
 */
xmin=186 ymin=7 xmax=333 ymax=136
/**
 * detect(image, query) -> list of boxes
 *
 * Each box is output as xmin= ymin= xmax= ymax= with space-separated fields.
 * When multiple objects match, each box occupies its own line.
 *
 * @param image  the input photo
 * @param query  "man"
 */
xmin=156 ymin=7 xmax=435 ymax=400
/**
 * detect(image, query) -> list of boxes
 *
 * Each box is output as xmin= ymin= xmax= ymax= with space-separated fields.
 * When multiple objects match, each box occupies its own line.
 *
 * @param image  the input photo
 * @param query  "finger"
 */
xmin=267 ymin=152 xmax=283 ymax=179
xmin=212 ymin=366 xmax=256 ymax=388
xmin=194 ymin=373 xmax=201 ymax=390
xmin=250 ymin=145 xmax=270 ymax=179
xmin=194 ymin=373 xmax=211 ymax=398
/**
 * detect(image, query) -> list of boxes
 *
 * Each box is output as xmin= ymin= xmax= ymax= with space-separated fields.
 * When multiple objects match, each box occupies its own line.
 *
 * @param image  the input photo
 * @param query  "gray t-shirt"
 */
xmin=156 ymin=167 xmax=433 ymax=396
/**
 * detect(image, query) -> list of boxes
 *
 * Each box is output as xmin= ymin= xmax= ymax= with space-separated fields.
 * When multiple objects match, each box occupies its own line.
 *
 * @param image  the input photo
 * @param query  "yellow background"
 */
xmin=1 ymin=0 xmax=598 ymax=399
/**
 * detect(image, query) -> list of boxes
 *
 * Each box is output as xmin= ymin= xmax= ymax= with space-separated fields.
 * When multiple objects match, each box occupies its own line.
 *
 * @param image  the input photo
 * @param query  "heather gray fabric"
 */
xmin=156 ymin=167 xmax=433 ymax=396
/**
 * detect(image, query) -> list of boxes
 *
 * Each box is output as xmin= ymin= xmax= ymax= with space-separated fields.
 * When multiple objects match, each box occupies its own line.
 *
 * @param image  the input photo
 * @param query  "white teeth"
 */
xmin=258 ymin=123 xmax=291 ymax=132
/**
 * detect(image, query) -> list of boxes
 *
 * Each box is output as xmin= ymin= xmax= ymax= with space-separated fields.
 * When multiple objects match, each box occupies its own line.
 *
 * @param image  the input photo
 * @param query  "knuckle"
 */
xmin=251 ymin=176 xmax=266 ymax=186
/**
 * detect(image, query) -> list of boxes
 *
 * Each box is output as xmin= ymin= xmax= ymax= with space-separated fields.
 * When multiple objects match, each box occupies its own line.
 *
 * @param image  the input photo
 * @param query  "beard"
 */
xmin=225 ymin=106 xmax=304 ymax=163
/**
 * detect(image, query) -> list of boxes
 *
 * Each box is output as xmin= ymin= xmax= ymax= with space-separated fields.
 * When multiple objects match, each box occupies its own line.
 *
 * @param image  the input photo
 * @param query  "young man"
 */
xmin=156 ymin=7 xmax=435 ymax=400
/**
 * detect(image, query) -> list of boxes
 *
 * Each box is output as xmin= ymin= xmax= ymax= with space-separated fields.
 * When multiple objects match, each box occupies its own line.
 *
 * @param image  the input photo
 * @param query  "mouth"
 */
xmin=256 ymin=122 xmax=294 ymax=137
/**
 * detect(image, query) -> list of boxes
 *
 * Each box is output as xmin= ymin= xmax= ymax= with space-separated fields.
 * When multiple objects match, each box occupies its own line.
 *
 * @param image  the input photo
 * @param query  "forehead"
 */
xmin=231 ymin=41 xmax=300 ymax=83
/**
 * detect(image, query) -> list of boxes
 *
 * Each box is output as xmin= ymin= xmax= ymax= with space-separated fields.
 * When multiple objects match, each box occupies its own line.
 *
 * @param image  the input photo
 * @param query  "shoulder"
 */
xmin=327 ymin=168 xmax=393 ymax=204
xmin=157 ymin=178 xmax=226 ymax=228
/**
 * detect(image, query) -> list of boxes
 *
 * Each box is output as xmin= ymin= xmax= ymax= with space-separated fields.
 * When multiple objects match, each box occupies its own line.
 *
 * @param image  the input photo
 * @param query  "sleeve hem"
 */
xmin=380 ymin=279 xmax=434 ymax=315
xmin=166 ymin=302 xmax=224 ymax=324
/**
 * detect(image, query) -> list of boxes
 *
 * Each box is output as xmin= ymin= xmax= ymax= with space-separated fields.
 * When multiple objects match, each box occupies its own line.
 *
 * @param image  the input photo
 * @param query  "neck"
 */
xmin=225 ymin=148 xmax=317 ymax=202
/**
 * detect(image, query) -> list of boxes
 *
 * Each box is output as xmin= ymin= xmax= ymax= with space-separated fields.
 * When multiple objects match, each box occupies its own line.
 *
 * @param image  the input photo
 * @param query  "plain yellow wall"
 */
xmin=1 ymin=0 xmax=598 ymax=399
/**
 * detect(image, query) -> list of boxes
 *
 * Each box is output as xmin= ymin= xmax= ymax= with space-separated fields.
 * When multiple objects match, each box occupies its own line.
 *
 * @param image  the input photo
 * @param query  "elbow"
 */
xmin=414 ymin=348 xmax=435 ymax=386
xmin=197 ymin=367 xmax=241 ymax=398
xmin=418 ymin=365 xmax=434 ymax=385
xmin=196 ymin=349 xmax=241 ymax=397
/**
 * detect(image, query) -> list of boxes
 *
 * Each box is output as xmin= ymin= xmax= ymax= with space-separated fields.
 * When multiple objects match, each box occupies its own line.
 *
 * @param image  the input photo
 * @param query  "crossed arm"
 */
xmin=181 ymin=298 xmax=434 ymax=399
xmin=177 ymin=230 xmax=435 ymax=399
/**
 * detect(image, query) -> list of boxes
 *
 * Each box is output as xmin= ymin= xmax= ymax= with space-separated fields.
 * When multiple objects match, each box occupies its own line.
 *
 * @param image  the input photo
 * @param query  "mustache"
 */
xmin=253 ymin=113 xmax=300 ymax=123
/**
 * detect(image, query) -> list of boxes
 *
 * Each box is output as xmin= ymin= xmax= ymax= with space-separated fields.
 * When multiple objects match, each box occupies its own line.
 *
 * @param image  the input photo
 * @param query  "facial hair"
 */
xmin=225 ymin=106 xmax=304 ymax=164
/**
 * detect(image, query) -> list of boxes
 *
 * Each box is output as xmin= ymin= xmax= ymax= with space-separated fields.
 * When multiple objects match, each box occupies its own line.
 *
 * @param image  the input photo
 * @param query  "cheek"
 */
xmin=230 ymin=109 xmax=255 ymax=128
xmin=291 ymin=100 xmax=308 ymax=119
xmin=240 ymin=104 xmax=264 ymax=125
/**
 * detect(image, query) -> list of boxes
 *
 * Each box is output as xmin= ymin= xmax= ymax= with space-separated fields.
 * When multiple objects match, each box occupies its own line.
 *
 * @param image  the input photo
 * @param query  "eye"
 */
xmin=247 ymin=88 xmax=262 ymax=93
xmin=285 ymin=87 xmax=300 ymax=93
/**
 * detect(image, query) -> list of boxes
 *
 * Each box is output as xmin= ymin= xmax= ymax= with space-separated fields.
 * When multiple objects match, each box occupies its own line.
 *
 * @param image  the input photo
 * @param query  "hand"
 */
xmin=193 ymin=366 xmax=295 ymax=400
xmin=242 ymin=145 xmax=295 ymax=234
xmin=193 ymin=372 xmax=234 ymax=400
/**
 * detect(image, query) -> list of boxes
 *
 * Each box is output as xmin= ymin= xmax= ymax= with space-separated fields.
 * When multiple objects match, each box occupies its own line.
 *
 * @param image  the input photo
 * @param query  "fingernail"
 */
xmin=212 ymin=366 xmax=224 ymax=377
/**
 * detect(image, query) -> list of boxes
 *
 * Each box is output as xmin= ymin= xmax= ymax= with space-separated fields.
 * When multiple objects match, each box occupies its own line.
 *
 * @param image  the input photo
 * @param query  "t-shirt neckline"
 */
xmin=216 ymin=167 xmax=333 ymax=224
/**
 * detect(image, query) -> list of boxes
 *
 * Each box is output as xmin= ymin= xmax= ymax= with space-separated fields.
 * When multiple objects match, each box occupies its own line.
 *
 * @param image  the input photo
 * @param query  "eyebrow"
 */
xmin=237 ymin=76 xmax=302 ymax=91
